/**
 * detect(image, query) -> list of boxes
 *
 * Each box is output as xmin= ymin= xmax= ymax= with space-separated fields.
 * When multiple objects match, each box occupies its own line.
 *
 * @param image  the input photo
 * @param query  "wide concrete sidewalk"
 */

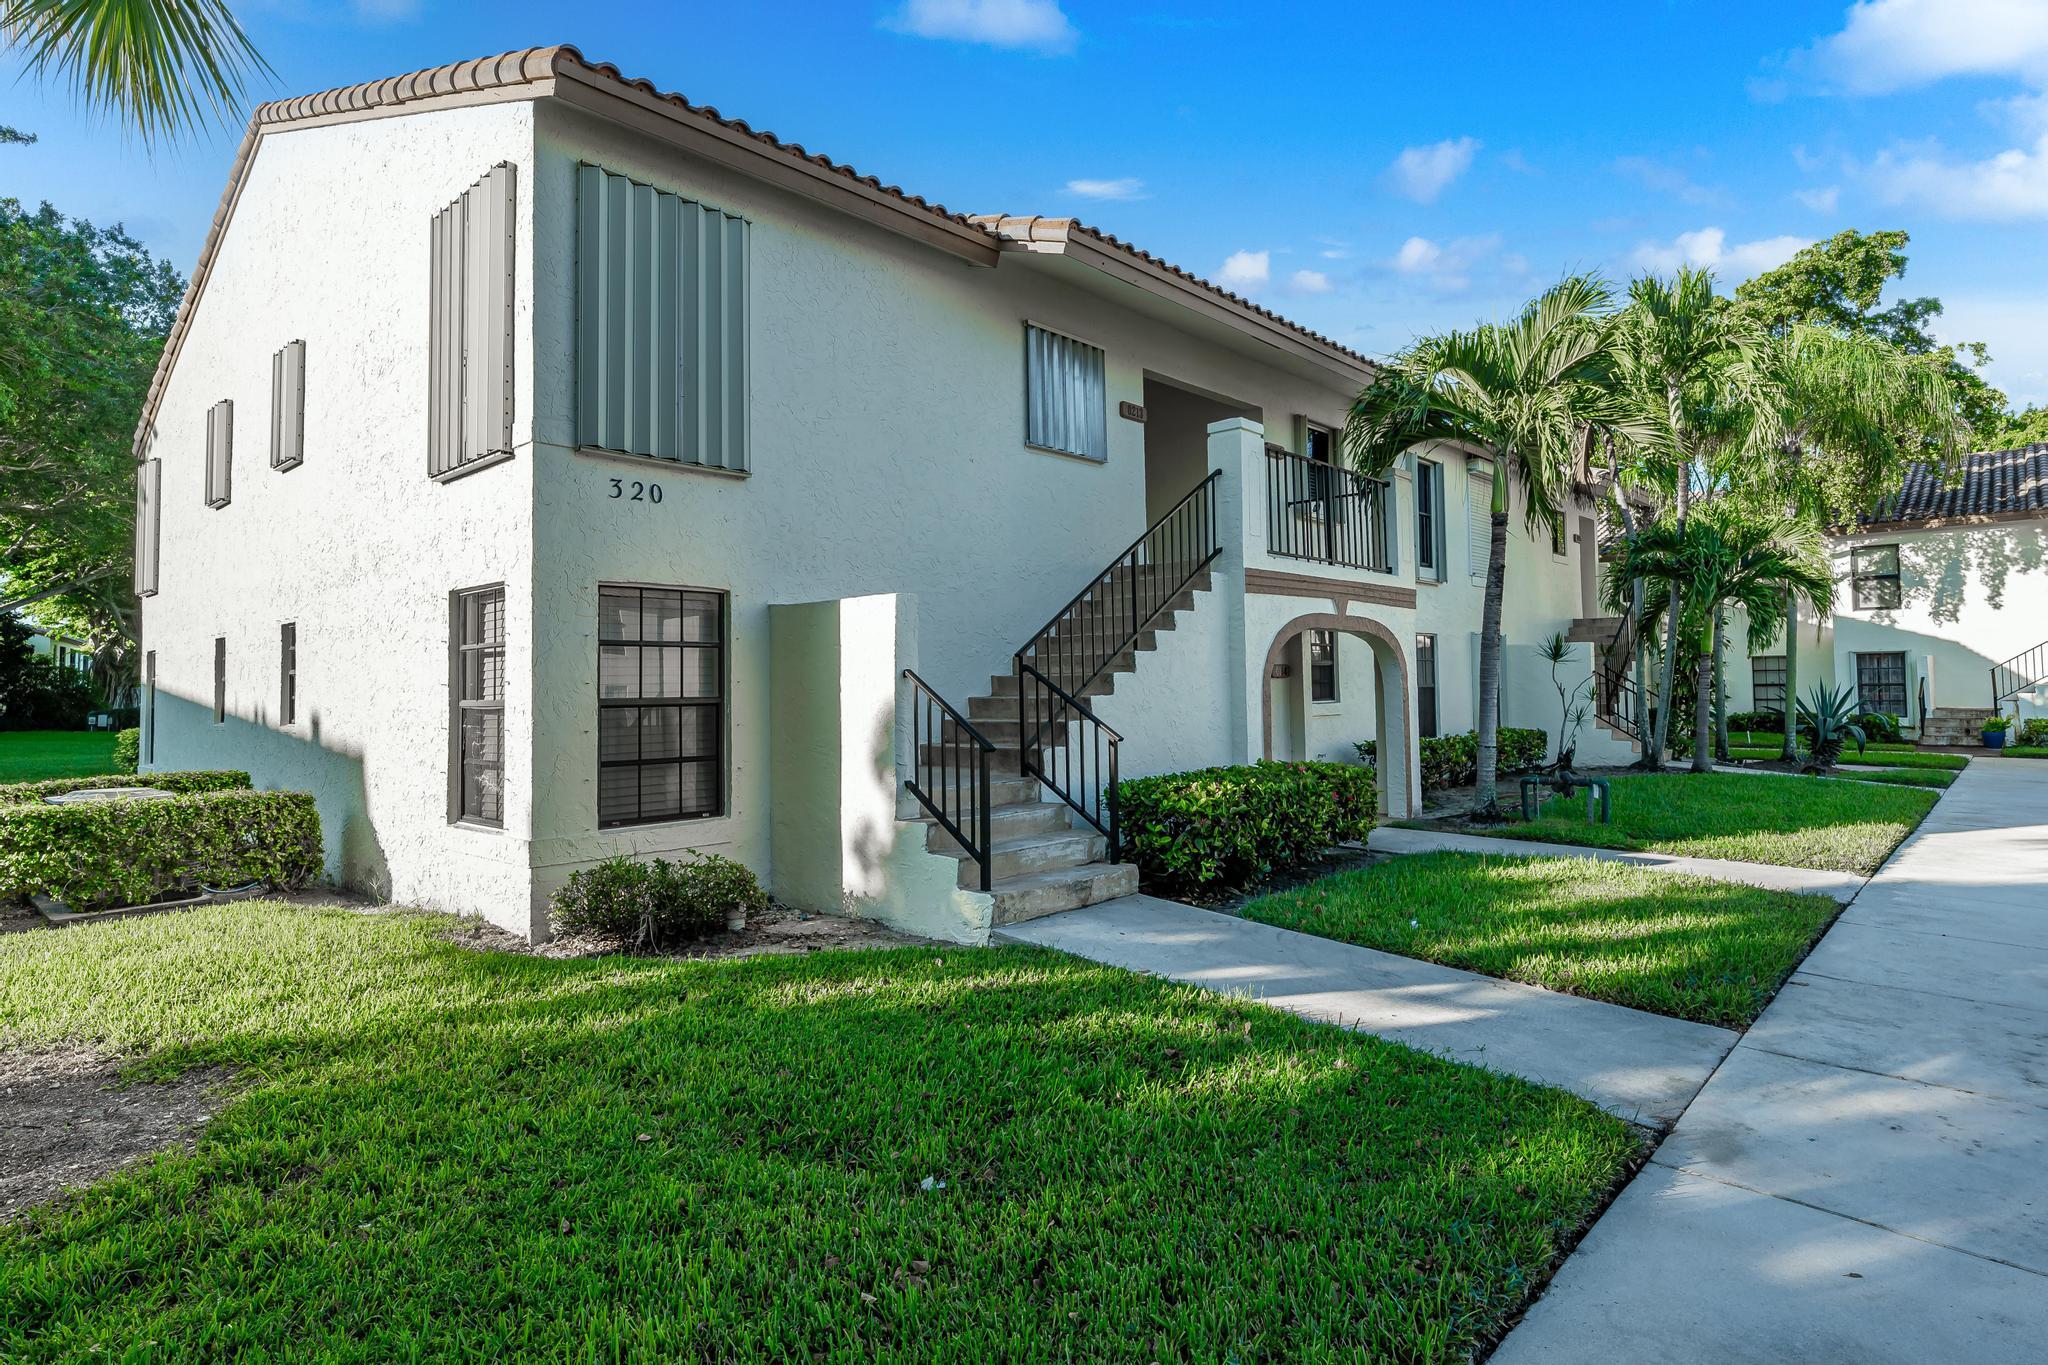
xmin=1367 ymin=825 xmax=1868 ymax=902
xmin=1494 ymin=757 xmax=2048 ymax=1364
xmin=996 ymin=894 xmax=1735 ymax=1127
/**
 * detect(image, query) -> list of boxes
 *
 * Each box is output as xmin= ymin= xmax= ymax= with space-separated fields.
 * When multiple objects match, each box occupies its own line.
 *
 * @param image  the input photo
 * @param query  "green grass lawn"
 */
xmin=1243 ymin=853 xmax=1838 ymax=1028
xmin=2006 ymin=746 xmax=2048 ymax=759
xmin=1833 ymin=767 xmax=1956 ymax=789
xmin=1488 ymin=772 xmax=1937 ymax=875
xmin=0 ymin=904 xmax=1641 ymax=1362
xmin=1727 ymin=746 xmax=1968 ymax=773
xmin=0 ymin=730 xmax=118 ymax=784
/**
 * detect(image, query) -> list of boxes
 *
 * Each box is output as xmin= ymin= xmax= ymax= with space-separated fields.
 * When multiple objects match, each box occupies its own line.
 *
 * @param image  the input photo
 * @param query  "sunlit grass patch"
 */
xmin=1243 ymin=852 xmax=1836 ymax=1027
xmin=0 ymin=731 xmax=118 ymax=783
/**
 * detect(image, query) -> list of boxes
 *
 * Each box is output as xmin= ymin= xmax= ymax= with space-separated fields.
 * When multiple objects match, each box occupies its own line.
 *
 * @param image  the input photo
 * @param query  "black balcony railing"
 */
xmin=1265 ymin=448 xmax=1393 ymax=572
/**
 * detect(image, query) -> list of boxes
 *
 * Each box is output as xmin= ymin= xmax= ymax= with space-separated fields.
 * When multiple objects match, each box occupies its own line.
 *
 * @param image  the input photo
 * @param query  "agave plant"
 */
xmin=1795 ymin=683 xmax=1868 ymax=772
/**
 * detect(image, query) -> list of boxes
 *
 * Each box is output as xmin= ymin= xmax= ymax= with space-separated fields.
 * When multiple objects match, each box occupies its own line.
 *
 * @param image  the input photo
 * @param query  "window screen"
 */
xmin=598 ymin=586 xmax=724 ymax=827
xmin=1025 ymin=323 xmax=1108 ymax=461
xmin=454 ymin=587 xmax=506 ymax=825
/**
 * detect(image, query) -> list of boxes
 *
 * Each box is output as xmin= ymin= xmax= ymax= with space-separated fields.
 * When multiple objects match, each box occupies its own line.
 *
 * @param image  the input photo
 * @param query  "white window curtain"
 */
xmin=1025 ymin=323 xmax=1108 ymax=461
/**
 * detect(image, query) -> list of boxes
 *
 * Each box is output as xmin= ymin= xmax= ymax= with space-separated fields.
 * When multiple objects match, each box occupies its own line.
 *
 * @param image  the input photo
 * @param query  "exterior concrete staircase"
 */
xmin=1568 ymin=615 xmax=1642 ymax=747
xmin=1919 ymin=706 xmax=1995 ymax=748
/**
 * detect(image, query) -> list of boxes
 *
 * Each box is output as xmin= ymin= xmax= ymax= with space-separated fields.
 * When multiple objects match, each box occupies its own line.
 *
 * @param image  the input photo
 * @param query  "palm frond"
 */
xmin=3 ymin=0 xmax=272 ymax=143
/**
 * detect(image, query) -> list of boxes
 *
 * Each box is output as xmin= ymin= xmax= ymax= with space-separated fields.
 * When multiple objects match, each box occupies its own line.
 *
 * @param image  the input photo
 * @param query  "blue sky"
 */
xmin=6 ymin=0 xmax=2047 ymax=407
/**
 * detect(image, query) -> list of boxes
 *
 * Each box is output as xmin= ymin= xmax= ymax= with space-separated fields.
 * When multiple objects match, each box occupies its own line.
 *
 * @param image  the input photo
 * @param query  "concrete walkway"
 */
xmin=1494 ymin=757 xmax=2048 ymax=1364
xmin=1367 ymin=826 xmax=1868 ymax=903
xmin=996 ymin=894 xmax=1735 ymax=1127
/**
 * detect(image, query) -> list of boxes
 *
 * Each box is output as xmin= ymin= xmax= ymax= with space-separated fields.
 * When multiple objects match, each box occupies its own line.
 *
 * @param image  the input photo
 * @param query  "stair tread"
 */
xmin=990 ymin=861 xmax=1135 ymax=894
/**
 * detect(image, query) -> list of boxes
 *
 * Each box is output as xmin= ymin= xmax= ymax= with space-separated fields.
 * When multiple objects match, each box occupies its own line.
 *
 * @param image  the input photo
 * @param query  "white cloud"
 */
xmin=1385 ymin=137 xmax=1480 ymax=204
xmin=1389 ymin=233 xmax=1505 ymax=291
xmin=1631 ymin=227 xmax=1811 ymax=278
xmin=1811 ymin=0 xmax=2048 ymax=95
xmin=1612 ymin=156 xmax=1726 ymax=207
xmin=1217 ymin=250 xmax=1270 ymax=292
xmin=1498 ymin=148 xmax=1537 ymax=175
xmin=883 ymin=0 xmax=1077 ymax=54
xmin=1861 ymin=132 xmax=2048 ymax=219
xmin=1063 ymin=177 xmax=1145 ymax=201
xmin=1795 ymin=185 xmax=1841 ymax=212
xmin=1287 ymin=269 xmax=1333 ymax=295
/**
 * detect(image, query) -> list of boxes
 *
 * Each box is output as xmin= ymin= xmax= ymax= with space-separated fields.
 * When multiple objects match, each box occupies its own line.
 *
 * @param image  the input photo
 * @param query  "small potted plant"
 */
xmin=1982 ymin=714 xmax=2011 ymax=750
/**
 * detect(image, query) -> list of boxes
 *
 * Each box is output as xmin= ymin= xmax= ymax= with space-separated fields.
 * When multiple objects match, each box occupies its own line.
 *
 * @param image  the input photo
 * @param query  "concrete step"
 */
xmin=947 ymin=827 xmax=1108 ymax=887
xmin=990 ymin=861 xmax=1140 ymax=926
xmin=920 ymin=743 xmax=1025 ymax=774
xmin=923 ymin=799 xmax=1072 ymax=854
xmin=1930 ymin=707 xmax=1995 ymax=719
xmin=942 ymin=715 xmax=1063 ymax=746
xmin=982 ymin=672 xmax=1119 ymax=703
xmin=898 ymin=772 xmax=1040 ymax=820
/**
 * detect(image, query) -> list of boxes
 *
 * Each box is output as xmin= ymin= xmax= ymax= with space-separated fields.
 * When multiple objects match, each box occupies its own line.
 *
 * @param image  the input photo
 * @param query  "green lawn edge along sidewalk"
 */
xmin=1487 ymin=771 xmax=1937 ymax=875
xmin=0 ymin=903 xmax=1641 ymax=1363
xmin=1243 ymin=852 xmax=1837 ymax=1029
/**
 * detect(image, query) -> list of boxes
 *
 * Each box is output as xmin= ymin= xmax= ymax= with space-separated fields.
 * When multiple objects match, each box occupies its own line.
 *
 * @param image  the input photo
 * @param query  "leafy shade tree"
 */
xmin=1346 ymin=275 xmax=1617 ymax=817
xmin=2 ymin=0 xmax=269 ymax=142
xmin=1606 ymin=504 xmax=1835 ymax=773
xmin=0 ymin=197 xmax=184 ymax=700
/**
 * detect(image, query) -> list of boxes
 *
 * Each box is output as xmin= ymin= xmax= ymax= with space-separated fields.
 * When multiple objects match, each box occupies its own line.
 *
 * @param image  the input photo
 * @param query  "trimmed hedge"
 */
xmin=1115 ymin=760 xmax=1376 ymax=892
xmin=550 ymin=852 xmax=767 ymax=950
xmin=1355 ymin=728 xmax=1548 ymax=789
xmin=1727 ymin=710 xmax=1785 ymax=734
xmin=0 ymin=769 xmax=250 ymax=807
xmin=2021 ymin=718 xmax=2048 ymax=747
xmin=0 ymin=788 xmax=321 ymax=911
xmin=113 ymin=728 xmax=140 ymax=773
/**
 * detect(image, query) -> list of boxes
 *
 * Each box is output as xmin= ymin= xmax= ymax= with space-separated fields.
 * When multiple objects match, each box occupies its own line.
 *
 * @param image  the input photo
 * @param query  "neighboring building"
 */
xmin=133 ymin=46 xmax=1623 ymax=944
xmin=1726 ymin=443 xmax=2048 ymax=740
xmin=24 ymin=628 xmax=94 ymax=678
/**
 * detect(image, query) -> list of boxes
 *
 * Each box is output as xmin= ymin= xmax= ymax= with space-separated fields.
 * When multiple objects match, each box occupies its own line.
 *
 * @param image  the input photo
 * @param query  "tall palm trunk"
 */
xmin=1473 ymin=489 xmax=1511 ymax=818
xmin=1693 ymin=609 xmax=1716 ymax=773
xmin=1780 ymin=588 xmax=1801 ymax=761
xmin=1604 ymin=465 xmax=1653 ymax=767
xmin=1713 ymin=604 xmax=1730 ymax=762
xmin=1651 ymin=457 xmax=1690 ymax=765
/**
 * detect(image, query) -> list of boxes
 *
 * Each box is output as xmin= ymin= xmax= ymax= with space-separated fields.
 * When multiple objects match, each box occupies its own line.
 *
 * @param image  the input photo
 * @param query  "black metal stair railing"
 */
xmin=1991 ymin=638 xmax=2048 ymax=713
xmin=902 ymin=669 xmax=993 ymax=891
xmin=1593 ymin=615 xmax=1641 ymax=741
xmin=1014 ymin=470 xmax=1223 ymax=848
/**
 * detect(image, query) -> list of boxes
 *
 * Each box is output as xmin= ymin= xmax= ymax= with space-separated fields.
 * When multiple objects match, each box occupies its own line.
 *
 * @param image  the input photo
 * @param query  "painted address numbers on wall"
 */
xmin=608 ymin=478 xmax=663 ymax=504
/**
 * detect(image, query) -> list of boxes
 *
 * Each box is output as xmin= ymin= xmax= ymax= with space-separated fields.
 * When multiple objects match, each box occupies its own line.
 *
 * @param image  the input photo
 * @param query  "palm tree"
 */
xmin=1345 ymin=275 xmax=1618 ymax=816
xmin=3 ymin=0 xmax=269 ymax=142
xmin=1605 ymin=503 xmax=1835 ymax=773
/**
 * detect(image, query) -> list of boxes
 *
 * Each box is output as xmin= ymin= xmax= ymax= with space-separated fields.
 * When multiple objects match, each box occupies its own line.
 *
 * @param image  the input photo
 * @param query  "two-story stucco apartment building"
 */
xmin=131 ymin=47 xmax=1628 ymax=944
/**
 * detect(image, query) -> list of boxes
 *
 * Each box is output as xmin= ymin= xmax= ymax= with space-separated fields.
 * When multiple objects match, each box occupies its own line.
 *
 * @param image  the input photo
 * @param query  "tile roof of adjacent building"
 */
xmin=134 ymin=45 xmax=1371 ymax=454
xmin=1863 ymin=443 xmax=2048 ymax=528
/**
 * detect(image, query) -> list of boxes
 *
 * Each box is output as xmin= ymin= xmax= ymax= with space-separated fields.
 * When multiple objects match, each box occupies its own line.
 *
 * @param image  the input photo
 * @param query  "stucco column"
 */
xmin=1207 ymin=417 xmax=1265 ymax=764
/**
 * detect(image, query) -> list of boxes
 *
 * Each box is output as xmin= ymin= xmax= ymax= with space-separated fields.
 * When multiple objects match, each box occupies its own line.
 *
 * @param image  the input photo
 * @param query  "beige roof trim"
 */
xmin=137 ymin=46 xmax=1376 ymax=454
xmin=971 ymin=215 xmax=1376 ymax=386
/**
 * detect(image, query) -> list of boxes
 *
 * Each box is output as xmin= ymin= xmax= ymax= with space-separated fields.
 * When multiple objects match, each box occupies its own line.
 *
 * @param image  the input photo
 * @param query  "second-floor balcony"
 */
xmin=1264 ymin=446 xmax=1394 ymax=574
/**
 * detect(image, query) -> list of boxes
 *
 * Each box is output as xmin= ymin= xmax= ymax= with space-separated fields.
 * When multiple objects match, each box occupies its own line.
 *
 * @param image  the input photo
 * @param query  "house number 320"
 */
xmin=608 ymin=478 xmax=663 ymax=503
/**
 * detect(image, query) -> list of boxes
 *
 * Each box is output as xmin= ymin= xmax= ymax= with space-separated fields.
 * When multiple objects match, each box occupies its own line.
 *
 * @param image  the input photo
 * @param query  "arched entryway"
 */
xmin=1261 ymin=612 xmax=1415 ymax=819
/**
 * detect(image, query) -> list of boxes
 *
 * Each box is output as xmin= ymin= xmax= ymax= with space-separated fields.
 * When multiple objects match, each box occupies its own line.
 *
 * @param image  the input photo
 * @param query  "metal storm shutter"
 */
xmin=134 ymin=456 xmax=162 ymax=596
xmin=428 ymin=163 xmax=516 ymax=477
xmin=1024 ymin=323 xmax=1108 ymax=461
xmin=576 ymin=163 xmax=750 ymax=472
xmin=271 ymin=340 xmax=306 ymax=470
xmin=206 ymin=400 xmax=233 ymax=508
xmin=1467 ymin=466 xmax=1493 ymax=582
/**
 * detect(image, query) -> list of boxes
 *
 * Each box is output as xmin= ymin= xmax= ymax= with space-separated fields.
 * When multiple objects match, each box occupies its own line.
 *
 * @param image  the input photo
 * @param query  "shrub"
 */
xmin=0 ymin=770 xmax=250 ymax=808
xmin=1727 ymin=710 xmax=1785 ymax=734
xmin=1354 ymin=728 xmax=1548 ymax=789
xmin=112 ymin=728 xmax=141 ymax=773
xmin=2020 ymin=718 xmax=2048 ymax=746
xmin=550 ymin=851 xmax=767 ymax=950
xmin=0 ymin=789 xmax=322 ymax=911
xmin=1857 ymin=711 xmax=1902 ymax=743
xmin=1114 ymin=760 xmax=1376 ymax=892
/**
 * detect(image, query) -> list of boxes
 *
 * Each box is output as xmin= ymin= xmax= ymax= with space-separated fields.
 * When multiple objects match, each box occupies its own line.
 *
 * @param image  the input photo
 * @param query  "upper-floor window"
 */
xmin=1550 ymin=516 xmax=1568 ymax=558
xmin=134 ymin=456 xmax=162 ymax=596
xmin=428 ymin=164 xmax=517 ymax=480
xmin=1851 ymin=544 xmax=1901 ymax=610
xmin=1415 ymin=458 xmax=1444 ymax=579
xmin=575 ymin=164 xmax=750 ymax=473
xmin=205 ymin=400 xmax=233 ymax=508
xmin=1025 ymin=323 xmax=1107 ymax=461
xmin=271 ymin=340 xmax=306 ymax=472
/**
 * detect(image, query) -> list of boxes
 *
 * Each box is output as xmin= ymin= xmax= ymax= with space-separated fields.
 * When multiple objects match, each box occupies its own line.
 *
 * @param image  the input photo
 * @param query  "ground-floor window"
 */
xmin=1752 ymin=654 xmax=1786 ymax=715
xmin=453 ymin=585 xmax=506 ymax=827
xmin=1308 ymin=629 xmax=1338 ymax=703
xmin=144 ymin=649 xmax=156 ymax=762
xmin=213 ymin=636 xmax=226 ymax=724
xmin=1416 ymin=633 xmax=1438 ymax=739
xmin=598 ymin=585 xmax=724 ymax=827
xmin=279 ymin=622 xmax=297 ymax=726
xmin=1855 ymin=651 xmax=1907 ymax=718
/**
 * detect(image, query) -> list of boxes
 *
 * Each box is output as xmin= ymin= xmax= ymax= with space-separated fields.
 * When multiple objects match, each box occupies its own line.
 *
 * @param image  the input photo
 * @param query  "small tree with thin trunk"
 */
xmin=1345 ymin=276 xmax=1622 ymax=818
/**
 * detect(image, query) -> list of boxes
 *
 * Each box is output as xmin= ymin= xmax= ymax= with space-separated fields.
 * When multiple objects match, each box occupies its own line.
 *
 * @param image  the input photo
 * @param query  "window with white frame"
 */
xmin=598 ymin=586 xmax=725 ymax=827
xmin=575 ymin=164 xmax=750 ymax=472
xmin=452 ymin=586 xmax=506 ymax=826
xmin=1024 ymin=323 xmax=1108 ymax=461
xmin=1308 ymin=630 xmax=1338 ymax=703
xmin=1851 ymin=544 xmax=1902 ymax=611
xmin=1752 ymin=654 xmax=1787 ymax=715
xmin=1415 ymin=458 xmax=1445 ymax=579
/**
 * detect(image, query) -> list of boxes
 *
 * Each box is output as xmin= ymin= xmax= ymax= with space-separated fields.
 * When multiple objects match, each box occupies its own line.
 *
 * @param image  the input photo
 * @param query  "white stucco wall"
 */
xmin=140 ymin=103 xmax=543 ymax=934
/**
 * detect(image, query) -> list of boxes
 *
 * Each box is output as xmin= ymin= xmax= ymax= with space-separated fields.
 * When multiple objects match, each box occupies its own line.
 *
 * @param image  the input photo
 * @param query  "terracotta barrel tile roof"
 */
xmin=1865 ymin=443 xmax=2048 ymax=526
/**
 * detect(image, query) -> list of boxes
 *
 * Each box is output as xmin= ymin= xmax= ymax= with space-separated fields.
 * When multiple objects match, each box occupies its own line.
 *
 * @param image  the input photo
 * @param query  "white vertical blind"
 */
xmin=133 ymin=455 xmax=161 ymax=596
xmin=205 ymin=400 xmax=233 ymax=508
xmin=271 ymin=339 xmax=305 ymax=471
xmin=1025 ymin=323 xmax=1107 ymax=461
xmin=576 ymin=164 xmax=750 ymax=472
xmin=428 ymin=163 xmax=516 ymax=477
